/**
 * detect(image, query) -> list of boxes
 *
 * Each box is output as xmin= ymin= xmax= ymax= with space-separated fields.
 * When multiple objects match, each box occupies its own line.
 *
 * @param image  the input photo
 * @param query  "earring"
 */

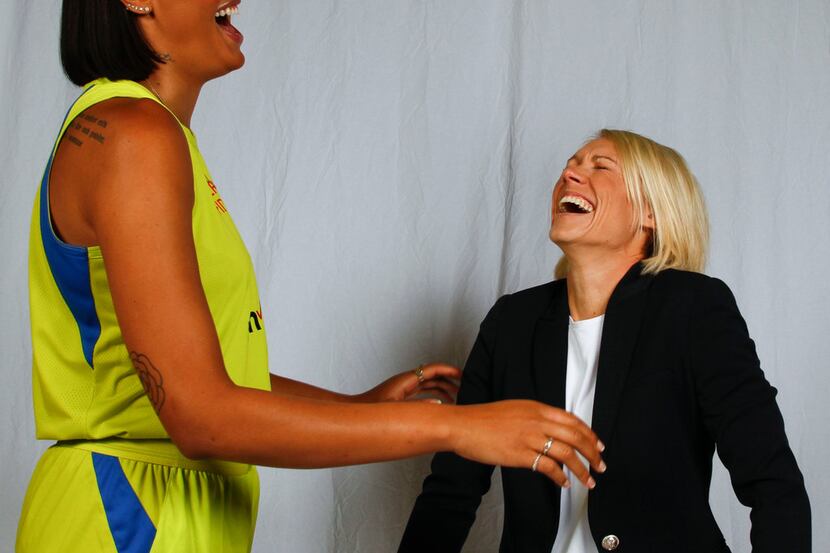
xmin=125 ymin=3 xmax=152 ymax=14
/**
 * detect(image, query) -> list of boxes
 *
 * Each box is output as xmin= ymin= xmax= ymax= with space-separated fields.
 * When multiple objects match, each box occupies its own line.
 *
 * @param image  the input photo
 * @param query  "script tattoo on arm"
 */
xmin=65 ymin=113 xmax=109 ymax=147
xmin=130 ymin=352 xmax=166 ymax=413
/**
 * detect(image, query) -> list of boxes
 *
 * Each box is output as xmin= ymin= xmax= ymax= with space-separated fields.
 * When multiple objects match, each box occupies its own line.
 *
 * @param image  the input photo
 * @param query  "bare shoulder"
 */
xmin=83 ymin=96 xmax=180 ymax=134
xmin=57 ymin=96 xmax=190 ymax=183
xmin=50 ymin=97 xmax=194 ymax=245
xmin=79 ymin=97 xmax=189 ymax=167
xmin=75 ymin=99 xmax=194 ymax=236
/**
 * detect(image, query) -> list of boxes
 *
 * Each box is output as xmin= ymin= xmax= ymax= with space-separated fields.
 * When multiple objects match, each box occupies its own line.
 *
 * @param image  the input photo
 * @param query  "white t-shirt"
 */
xmin=551 ymin=314 xmax=604 ymax=553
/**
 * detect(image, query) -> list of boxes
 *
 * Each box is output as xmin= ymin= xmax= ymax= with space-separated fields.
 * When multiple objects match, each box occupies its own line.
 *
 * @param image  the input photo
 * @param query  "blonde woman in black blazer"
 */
xmin=399 ymin=130 xmax=810 ymax=553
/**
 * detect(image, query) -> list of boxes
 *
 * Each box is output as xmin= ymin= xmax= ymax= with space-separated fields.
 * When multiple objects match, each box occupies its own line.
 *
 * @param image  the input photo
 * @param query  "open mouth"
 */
xmin=214 ymin=2 xmax=243 ymax=43
xmin=558 ymin=195 xmax=595 ymax=214
xmin=214 ymin=4 xmax=239 ymax=24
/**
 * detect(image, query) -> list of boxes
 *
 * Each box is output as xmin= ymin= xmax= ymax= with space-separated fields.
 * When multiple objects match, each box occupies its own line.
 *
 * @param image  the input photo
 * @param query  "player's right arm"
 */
xmin=51 ymin=98 xmax=605 ymax=480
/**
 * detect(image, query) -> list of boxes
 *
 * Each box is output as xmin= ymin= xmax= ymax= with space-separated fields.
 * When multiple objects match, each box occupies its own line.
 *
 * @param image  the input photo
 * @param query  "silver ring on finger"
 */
xmin=414 ymin=365 xmax=425 ymax=384
xmin=541 ymin=437 xmax=554 ymax=457
xmin=531 ymin=452 xmax=544 ymax=472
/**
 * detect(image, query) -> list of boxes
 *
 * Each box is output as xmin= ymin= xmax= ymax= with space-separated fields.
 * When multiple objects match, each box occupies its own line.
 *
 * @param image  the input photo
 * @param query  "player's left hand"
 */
xmin=356 ymin=363 xmax=461 ymax=404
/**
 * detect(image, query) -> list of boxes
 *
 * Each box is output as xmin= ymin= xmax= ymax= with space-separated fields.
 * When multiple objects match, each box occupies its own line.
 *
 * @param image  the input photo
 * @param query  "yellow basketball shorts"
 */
xmin=16 ymin=441 xmax=259 ymax=553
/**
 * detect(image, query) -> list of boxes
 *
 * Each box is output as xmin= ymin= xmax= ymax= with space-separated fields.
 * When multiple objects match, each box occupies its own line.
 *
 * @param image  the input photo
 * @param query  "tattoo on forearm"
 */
xmin=130 ymin=352 xmax=166 ymax=413
xmin=66 ymin=113 xmax=108 ymax=147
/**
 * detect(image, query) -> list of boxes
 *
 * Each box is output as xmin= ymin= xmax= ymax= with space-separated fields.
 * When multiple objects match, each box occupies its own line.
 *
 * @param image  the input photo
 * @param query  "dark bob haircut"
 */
xmin=61 ymin=0 xmax=164 ymax=86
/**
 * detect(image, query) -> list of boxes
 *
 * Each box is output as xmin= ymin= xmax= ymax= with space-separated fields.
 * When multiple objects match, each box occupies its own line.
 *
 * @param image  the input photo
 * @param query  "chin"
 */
xmin=222 ymin=50 xmax=245 ymax=73
xmin=549 ymin=227 xmax=571 ymax=247
xmin=206 ymin=54 xmax=245 ymax=81
xmin=550 ymin=222 xmax=580 ymax=245
xmin=230 ymin=51 xmax=245 ymax=70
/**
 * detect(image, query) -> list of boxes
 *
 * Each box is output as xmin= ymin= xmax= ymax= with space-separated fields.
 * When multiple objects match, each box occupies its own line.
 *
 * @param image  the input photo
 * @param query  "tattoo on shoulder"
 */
xmin=66 ymin=112 xmax=109 ymax=147
xmin=130 ymin=352 xmax=166 ymax=413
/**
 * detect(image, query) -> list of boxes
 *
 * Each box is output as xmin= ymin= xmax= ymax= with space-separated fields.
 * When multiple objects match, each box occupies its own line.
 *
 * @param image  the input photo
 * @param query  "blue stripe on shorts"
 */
xmin=92 ymin=453 xmax=156 ymax=553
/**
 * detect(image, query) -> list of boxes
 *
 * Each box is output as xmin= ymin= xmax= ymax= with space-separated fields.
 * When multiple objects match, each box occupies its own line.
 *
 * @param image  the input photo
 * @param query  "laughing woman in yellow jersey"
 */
xmin=17 ymin=1 xmax=608 ymax=552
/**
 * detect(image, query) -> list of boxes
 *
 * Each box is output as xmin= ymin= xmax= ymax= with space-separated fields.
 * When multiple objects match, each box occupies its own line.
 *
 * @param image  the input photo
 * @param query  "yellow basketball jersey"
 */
xmin=28 ymin=78 xmax=271 ymax=441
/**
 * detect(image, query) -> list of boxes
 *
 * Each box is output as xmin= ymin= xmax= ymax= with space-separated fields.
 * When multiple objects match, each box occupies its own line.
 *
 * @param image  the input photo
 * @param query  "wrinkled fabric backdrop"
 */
xmin=2 ymin=1 xmax=828 ymax=551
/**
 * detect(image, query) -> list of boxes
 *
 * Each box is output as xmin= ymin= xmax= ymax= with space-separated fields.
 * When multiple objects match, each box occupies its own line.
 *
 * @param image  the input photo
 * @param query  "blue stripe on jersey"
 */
xmin=38 ymin=148 xmax=102 ymax=369
xmin=92 ymin=453 xmax=157 ymax=553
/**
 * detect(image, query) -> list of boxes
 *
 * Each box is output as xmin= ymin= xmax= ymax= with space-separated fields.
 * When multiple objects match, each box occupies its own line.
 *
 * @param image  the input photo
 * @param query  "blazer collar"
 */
xmin=530 ymin=291 xmax=570 ymax=524
xmin=528 ymin=262 xmax=652 ymax=533
xmin=532 ymin=261 xmax=652 ymax=444
xmin=592 ymin=263 xmax=651 ymax=449
xmin=539 ymin=262 xmax=650 ymax=322
xmin=532 ymin=281 xmax=569 ymax=408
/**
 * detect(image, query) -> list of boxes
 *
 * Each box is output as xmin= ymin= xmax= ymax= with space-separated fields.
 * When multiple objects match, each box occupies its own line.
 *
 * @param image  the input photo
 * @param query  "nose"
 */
xmin=563 ymin=167 xmax=586 ymax=185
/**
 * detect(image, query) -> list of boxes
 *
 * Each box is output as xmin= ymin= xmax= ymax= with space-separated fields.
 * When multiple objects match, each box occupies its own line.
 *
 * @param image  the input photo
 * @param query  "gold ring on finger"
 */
xmin=541 ymin=437 xmax=554 ymax=457
xmin=414 ymin=365 xmax=425 ymax=384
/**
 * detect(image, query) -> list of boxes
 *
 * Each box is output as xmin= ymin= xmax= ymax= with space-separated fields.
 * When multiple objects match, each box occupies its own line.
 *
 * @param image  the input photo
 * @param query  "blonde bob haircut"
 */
xmin=555 ymin=129 xmax=709 ymax=279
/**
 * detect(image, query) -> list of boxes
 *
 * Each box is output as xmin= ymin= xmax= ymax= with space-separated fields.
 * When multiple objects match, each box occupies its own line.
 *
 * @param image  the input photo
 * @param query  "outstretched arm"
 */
xmin=269 ymin=363 xmax=461 ymax=405
xmin=68 ymin=98 xmax=605 ymax=475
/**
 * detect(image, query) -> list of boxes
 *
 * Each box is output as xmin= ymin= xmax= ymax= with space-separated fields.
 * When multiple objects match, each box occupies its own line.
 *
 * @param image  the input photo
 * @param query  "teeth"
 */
xmin=559 ymin=195 xmax=594 ymax=213
xmin=215 ymin=5 xmax=239 ymax=17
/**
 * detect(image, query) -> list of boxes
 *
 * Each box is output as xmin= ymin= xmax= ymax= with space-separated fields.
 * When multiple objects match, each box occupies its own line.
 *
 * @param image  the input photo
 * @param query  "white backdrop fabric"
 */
xmin=1 ymin=1 xmax=828 ymax=551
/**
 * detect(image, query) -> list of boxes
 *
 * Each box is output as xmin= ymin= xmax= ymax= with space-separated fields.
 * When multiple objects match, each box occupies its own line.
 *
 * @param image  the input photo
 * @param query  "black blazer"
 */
xmin=399 ymin=265 xmax=810 ymax=553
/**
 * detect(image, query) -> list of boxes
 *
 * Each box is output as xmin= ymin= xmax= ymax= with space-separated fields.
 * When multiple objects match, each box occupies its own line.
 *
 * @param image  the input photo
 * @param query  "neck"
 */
xmin=564 ymin=249 xmax=643 ymax=321
xmin=142 ymin=68 xmax=203 ymax=128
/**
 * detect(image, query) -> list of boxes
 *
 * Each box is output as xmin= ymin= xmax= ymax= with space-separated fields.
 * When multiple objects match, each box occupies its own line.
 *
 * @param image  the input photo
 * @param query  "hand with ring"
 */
xmin=531 ymin=436 xmax=554 ymax=471
xmin=354 ymin=362 xmax=461 ymax=404
xmin=448 ymin=400 xmax=606 ymax=489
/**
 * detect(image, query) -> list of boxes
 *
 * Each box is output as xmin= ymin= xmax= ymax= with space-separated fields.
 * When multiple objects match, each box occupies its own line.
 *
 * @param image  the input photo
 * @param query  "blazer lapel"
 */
xmin=530 ymin=281 xmax=570 ymax=524
xmin=591 ymin=264 xmax=652 ymax=449
xmin=532 ymin=283 xmax=569 ymax=409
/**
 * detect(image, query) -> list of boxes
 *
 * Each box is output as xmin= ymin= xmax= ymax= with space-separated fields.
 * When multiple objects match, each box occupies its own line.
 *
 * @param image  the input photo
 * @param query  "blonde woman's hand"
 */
xmin=449 ymin=400 xmax=606 ymax=489
xmin=356 ymin=363 xmax=461 ymax=404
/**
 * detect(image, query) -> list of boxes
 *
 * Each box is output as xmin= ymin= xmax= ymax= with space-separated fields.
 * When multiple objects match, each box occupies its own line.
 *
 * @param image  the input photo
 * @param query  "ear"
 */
xmin=121 ymin=1 xmax=153 ymax=15
xmin=642 ymin=205 xmax=655 ymax=231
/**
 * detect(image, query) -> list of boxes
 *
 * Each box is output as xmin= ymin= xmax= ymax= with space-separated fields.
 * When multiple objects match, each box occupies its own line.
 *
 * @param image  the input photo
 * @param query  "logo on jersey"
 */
xmin=206 ymin=178 xmax=228 ymax=214
xmin=248 ymin=308 xmax=264 ymax=333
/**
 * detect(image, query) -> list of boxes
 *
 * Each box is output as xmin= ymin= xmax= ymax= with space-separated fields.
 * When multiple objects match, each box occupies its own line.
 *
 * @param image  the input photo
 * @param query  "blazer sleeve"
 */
xmin=397 ymin=296 xmax=507 ymax=553
xmin=689 ymin=278 xmax=811 ymax=553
